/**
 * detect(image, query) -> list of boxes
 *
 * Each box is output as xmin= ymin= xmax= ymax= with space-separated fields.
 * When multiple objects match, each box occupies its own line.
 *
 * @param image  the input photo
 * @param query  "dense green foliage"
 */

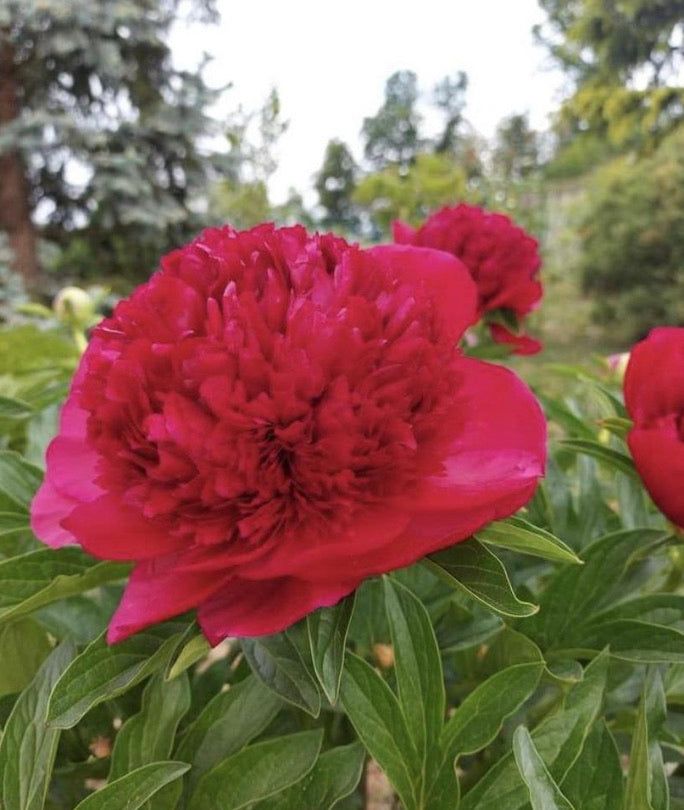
xmin=1 ymin=321 xmax=684 ymax=808
xmin=0 ymin=0 xmax=230 ymax=283
xmin=580 ymin=127 xmax=684 ymax=342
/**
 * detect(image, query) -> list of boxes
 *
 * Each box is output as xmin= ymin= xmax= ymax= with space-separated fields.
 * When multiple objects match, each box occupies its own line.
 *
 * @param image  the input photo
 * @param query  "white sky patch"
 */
xmin=171 ymin=0 xmax=569 ymax=203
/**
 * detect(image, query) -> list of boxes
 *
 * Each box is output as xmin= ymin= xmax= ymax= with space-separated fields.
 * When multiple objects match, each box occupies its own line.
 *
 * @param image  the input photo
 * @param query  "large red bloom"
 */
xmin=31 ymin=224 xmax=546 ymax=644
xmin=625 ymin=327 xmax=684 ymax=528
xmin=393 ymin=204 xmax=543 ymax=354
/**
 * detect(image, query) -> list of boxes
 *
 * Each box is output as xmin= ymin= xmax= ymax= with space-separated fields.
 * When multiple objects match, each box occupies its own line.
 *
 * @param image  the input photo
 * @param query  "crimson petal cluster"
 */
xmin=394 ymin=203 xmax=543 ymax=354
xmin=625 ymin=327 xmax=684 ymax=529
xmin=32 ymin=224 xmax=546 ymax=644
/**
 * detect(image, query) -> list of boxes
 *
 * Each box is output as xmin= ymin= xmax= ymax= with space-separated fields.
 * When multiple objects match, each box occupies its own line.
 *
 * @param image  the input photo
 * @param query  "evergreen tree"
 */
xmin=361 ymin=70 xmax=422 ymax=171
xmin=314 ymin=139 xmax=359 ymax=232
xmin=0 ymin=0 xmax=229 ymax=285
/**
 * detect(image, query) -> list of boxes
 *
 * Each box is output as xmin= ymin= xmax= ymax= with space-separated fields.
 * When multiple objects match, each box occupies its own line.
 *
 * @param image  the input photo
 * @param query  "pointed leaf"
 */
xmin=340 ymin=652 xmax=420 ymax=810
xmin=0 ymin=639 xmax=77 ymax=810
xmin=477 ymin=516 xmax=582 ymax=565
xmin=0 ymin=547 xmax=129 ymax=625
xmin=253 ymin=743 xmax=365 ymax=810
xmin=561 ymin=722 xmax=624 ymax=810
xmin=0 ymin=617 xmax=51 ymax=697
xmin=0 ymin=451 xmax=42 ymax=510
xmin=242 ymin=629 xmax=321 ymax=717
xmin=48 ymin=623 xmax=185 ymax=728
xmin=176 ymin=675 xmax=282 ymax=799
xmin=73 ymin=761 xmax=190 ymax=810
xmin=558 ymin=439 xmax=638 ymax=478
xmin=307 ymin=593 xmax=355 ymax=704
xmin=187 ymin=730 xmax=323 ymax=810
xmin=513 ymin=726 xmax=576 ymax=810
xmin=384 ymin=577 xmax=444 ymax=769
xmin=425 ymin=540 xmax=538 ymax=617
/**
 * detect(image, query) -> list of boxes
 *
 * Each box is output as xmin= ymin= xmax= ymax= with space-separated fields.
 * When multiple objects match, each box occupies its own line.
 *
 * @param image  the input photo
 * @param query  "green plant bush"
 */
xmin=580 ymin=126 xmax=684 ymax=343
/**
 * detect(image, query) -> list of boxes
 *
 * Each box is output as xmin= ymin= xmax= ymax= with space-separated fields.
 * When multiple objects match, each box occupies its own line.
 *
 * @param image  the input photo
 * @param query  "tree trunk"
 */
xmin=0 ymin=32 xmax=39 ymax=288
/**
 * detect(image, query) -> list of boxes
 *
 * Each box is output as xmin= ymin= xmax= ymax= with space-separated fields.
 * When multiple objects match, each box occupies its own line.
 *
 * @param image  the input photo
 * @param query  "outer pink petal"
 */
xmin=392 ymin=219 xmax=417 ymax=244
xmin=625 ymin=327 xmax=684 ymax=422
xmin=30 ymin=396 xmax=103 ymax=547
xmin=107 ymin=549 xmax=232 ymax=642
xmin=628 ymin=427 xmax=684 ymax=529
xmin=197 ymin=575 xmax=361 ymax=644
xmin=63 ymin=493 xmax=187 ymax=561
xmin=368 ymin=243 xmax=478 ymax=341
xmin=488 ymin=323 xmax=543 ymax=356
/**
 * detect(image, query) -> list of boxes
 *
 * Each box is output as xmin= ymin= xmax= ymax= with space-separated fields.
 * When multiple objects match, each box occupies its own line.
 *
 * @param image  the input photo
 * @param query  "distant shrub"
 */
xmin=580 ymin=126 xmax=684 ymax=343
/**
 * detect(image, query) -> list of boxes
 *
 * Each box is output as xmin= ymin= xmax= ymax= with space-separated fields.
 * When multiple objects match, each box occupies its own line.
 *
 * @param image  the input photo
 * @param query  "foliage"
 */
xmin=537 ymin=0 xmax=684 ymax=152
xmin=1 ymin=308 xmax=684 ymax=808
xmin=0 ymin=0 xmax=231 ymax=283
xmin=353 ymin=153 xmax=467 ymax=236
xmin=579 ymin=126 xmax=684 ymax=343
xmin=314 ymin=140 xmax=359 ymax=233
xmin=361 ymin=70 xmax=423 ymax=171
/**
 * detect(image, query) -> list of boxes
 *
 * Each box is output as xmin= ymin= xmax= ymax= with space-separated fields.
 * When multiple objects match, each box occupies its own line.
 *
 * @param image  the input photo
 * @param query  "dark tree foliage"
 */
xmin=0 ymin=0 xmax=230 ymax=284
xmin=361 ymin=70 xmax=423 ymax=171
xmin=433 ymin=71 xmax=468 ymax=154
xmin=314 ymin=139 xmax=359 ymax=232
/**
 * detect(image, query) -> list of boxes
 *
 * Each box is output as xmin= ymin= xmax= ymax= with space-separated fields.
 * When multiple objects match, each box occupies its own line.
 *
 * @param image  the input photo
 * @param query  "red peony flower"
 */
xmin=31 ymin=224 xmax=546 ymax=644
xmin=393 ymin=204 xmax=543 ymax=354
xmin=625 ymin=327 xmax=684 ymax=528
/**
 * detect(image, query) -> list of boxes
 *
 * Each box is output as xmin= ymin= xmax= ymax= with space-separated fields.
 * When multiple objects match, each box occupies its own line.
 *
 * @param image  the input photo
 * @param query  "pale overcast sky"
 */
xmin=171 ymin=0 xmax=568 ymax=202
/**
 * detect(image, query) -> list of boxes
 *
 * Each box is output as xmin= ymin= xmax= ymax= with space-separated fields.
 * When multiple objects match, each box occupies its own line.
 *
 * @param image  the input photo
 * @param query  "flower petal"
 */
xmin=197 ymin=575 xmax=360 ymax=644
xmin=107 ymin=549 xmax=232 ymax=642
xmin=628 ymin=426 xmax=684 ymax=528
xmin=368 ymin=243 xmax=478 ymax=341
xmin=392 ymin=219 xmax=417 ymax=244
xmin=625 ymin=327 xmax=684 ymax=422
xmin=488 ymin=323 xmax=543 ymax=356
xmin=63 ymin=493 xmax=187 ymax=561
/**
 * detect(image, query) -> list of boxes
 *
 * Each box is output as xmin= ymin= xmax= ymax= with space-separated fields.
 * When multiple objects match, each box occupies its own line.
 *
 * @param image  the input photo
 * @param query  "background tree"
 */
xmin=433 ymin=71 xmax=468 ymax=154
xmin=361 ymin=70 xmax=423 ymax=171
xmin=314 ymin=139 xmax=359 ymax=233
xmin=0 ymin=0 xmax=230 ymax=286
xmin=210 ymin=89 xmax=289 ymax=230
xmin=537 ymin=0 xmax=684 ymax=153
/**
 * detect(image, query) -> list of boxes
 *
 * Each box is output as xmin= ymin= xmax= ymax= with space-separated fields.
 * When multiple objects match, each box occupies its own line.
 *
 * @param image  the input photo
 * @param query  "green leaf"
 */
xmin=442 ymin=662 xmax=544 ymax=758
xmin=109 ymin=673 xmax=190 ymax=780
xmin=0 ymin=510 xmax=30 ymax=536
xmin=0 ymin=617 xmax=51 ymax=697
xmin=561 ymin=722 xmax=624 ymax=810
xmin=187 ymin=729 xmax=323 ymax=810
xmin=383 ymin=577 xmax=444 ymax=774
xmin=625 ymin=669 xmax=669 ymax=810
xmin=0 ymin=452 xmax=43 ymax=511
xmin=425 ymin=540 xmax=539 ymax=617
xmin=307 ymin=592 xmax=355 ymax=704
xmin=567 ymin=619 xmax=684 ymax=663
xmin=48 ymin=623 xmax=185 ymax=728
xmin=0 ymin=547 xmax=130 ymax=625
xmin=165 ymin=627 xmax=210 ymax=681
xmin=72 ymin=761 xmax=190 ymax=810
xmin=176 ymin=674 xmax=282 ymax=799
xmin=340 ymin=652 xmax=420 ymax=810
xmin=253 ymin=743 xmax=365 ymax=810
xmin=527 ymin=529 xmax=670 ymax=648
xmin=460 ymin=650 xmax=609 ymax=810
xmin=513 ymin=726 xmax=576 ymax=810
xmin=558 ymin=439 xmax=638 ymax=478
xmin=0 ymin=395 xmax=33 ymax=420
xmin=477 ymin=516 xmax=582 ymax=565
xmin=599 ymin=416 xmax=632 ymax=440
xmin=241 ymin=629 xmax=321 ymax=717
xmin=0 ymin=639 xmax=77 ymax=810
